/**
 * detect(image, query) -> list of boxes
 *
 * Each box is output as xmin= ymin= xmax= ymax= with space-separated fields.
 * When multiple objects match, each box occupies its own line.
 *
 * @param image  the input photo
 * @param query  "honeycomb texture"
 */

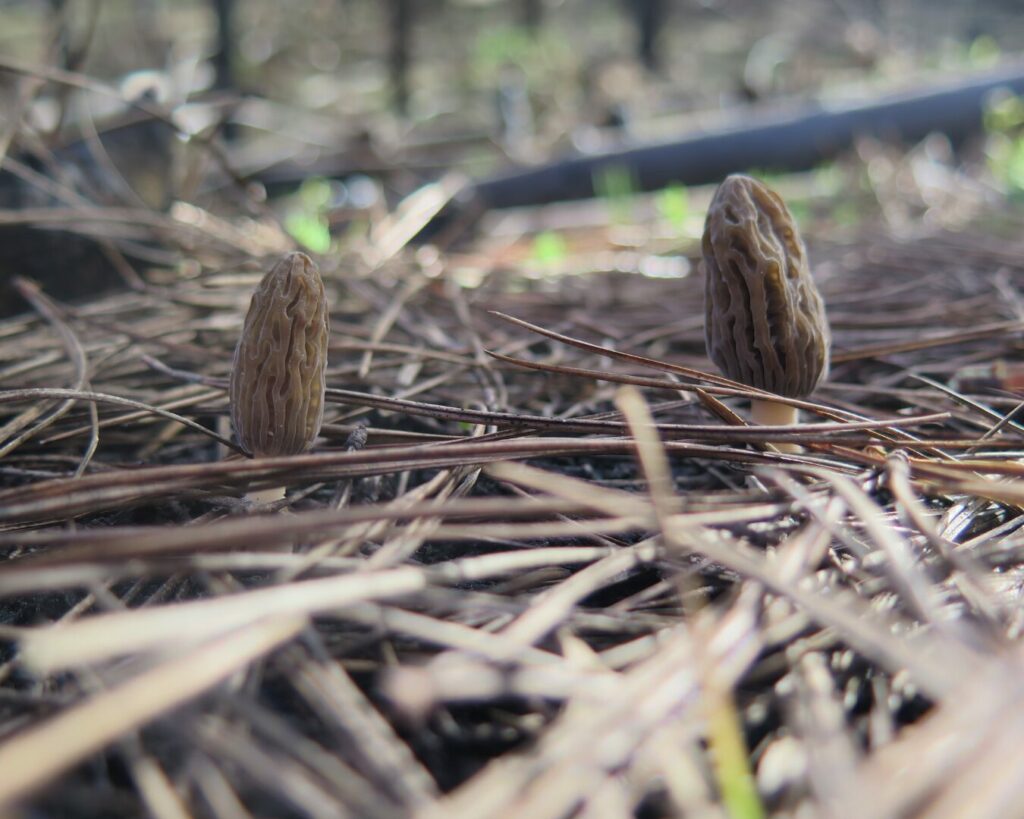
xmin=702 ymin=174 xmax=830 ymax=397
xmin=230 ymin=252 xmax=329 ymax=456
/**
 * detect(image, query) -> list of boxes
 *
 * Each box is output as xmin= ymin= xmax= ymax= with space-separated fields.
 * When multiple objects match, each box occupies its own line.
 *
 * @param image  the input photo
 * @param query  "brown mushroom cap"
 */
xmin=702 ymin=174 xmax=830 ymax=398
xmin=230 ymin=251 xmax=329 ymax=457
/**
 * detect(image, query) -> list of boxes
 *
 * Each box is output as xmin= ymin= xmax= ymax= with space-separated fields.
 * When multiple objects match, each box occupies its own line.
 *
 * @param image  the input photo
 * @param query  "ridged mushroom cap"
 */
xmin=702 ymin=174 xmax=830 ymax=398
xmin=230 ymin=251 xmax=329 ymax=457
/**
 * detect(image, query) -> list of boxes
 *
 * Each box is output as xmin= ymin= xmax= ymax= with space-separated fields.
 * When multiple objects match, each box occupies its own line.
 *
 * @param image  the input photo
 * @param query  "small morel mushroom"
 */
xmin=230 ymin=251 xmax=329 ymax=459
xmin=702 ymin=174 xmax=830 ymax=450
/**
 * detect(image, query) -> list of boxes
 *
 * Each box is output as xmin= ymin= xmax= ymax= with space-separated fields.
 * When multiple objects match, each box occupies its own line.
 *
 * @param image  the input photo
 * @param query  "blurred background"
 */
xmin=3 ymin=0 xmax=1024 ymax=311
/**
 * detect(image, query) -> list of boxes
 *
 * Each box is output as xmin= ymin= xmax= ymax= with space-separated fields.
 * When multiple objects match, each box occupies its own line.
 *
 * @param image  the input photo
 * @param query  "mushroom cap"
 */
xmin=702 ymin=174 xmax=830 ymax=398
xmin=230 ymin=251 xmax=329 ymax=457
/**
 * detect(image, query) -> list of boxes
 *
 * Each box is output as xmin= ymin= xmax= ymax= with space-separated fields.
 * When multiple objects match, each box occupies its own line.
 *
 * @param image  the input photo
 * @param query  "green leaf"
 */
xmin=285 ymin=212 xmax=331 ymax=254
xmin=531 ymin=231 xmax=568 ymax=265
xmin=656 ymin=183 xmax=690 ymax=231
xmin=968 ymin=35 xmax=1001 ymax=69
xmin=984 ymin=92 xmax=1024 ymax=135
xmin=593 ymin=163 xmax=638 ymax=225
xmin=286 ymin=177 xmax=334 ymax=253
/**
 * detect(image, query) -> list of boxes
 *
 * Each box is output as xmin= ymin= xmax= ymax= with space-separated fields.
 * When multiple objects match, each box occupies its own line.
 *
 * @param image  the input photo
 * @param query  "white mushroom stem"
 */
xmin=750 ymin=398 xmax=800 ymax=454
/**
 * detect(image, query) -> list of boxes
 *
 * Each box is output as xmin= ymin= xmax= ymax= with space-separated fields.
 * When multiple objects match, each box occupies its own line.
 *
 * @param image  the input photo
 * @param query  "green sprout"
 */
xmin=531 ymin=230 xmax=568 ymax=266
xmin=593 ymin=163 xmax=639 ymax=225
xmin=656 ymin=182 xmax=689 ymax=232
xmin=707 ymin=689 xmax=766 ymax=819
xmin=967 ymin=35 xmax=1001 ymax=69
xmin=987 ymin=134 xmax=1024 ymax=195
xmin=285 ymin=177 xmax=332 ymax=254
xmin=984 ymin=91 xmax=1024 ymax=135
xmin=983 ymin=92 xmax=1024 ymax=196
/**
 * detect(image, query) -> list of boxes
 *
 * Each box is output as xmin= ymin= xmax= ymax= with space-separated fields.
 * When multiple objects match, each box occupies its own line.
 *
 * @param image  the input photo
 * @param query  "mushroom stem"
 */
xmin=750 ymin=399 xmax=800 ymax=453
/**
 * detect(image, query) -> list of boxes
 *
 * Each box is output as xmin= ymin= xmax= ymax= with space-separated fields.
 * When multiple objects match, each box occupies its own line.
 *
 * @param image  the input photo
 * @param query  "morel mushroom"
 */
xmin=230 ymin=251 xmax=329 ymax=458
xmin=702 ymin=174 xmax=830 ymax=448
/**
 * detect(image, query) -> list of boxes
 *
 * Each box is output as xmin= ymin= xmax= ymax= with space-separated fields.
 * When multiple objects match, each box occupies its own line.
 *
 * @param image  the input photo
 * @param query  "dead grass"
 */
xmin=4 ymin=174 xmax=1024 ymax=817
xmin=4 ymin=13 xmax=1024 ymax=817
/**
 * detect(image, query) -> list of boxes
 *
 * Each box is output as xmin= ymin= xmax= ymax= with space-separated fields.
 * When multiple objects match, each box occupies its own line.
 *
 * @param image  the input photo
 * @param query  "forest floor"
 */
xmin=3 ymin=2 xmax=1024 ymax=818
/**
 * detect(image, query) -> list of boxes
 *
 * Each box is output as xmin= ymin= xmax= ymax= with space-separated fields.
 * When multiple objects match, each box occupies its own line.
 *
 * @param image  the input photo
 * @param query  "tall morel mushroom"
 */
xmin=702 ymin=174 xmax=830 ymax=447
xmin=230 ymin=251 xmax=329 ymax=458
